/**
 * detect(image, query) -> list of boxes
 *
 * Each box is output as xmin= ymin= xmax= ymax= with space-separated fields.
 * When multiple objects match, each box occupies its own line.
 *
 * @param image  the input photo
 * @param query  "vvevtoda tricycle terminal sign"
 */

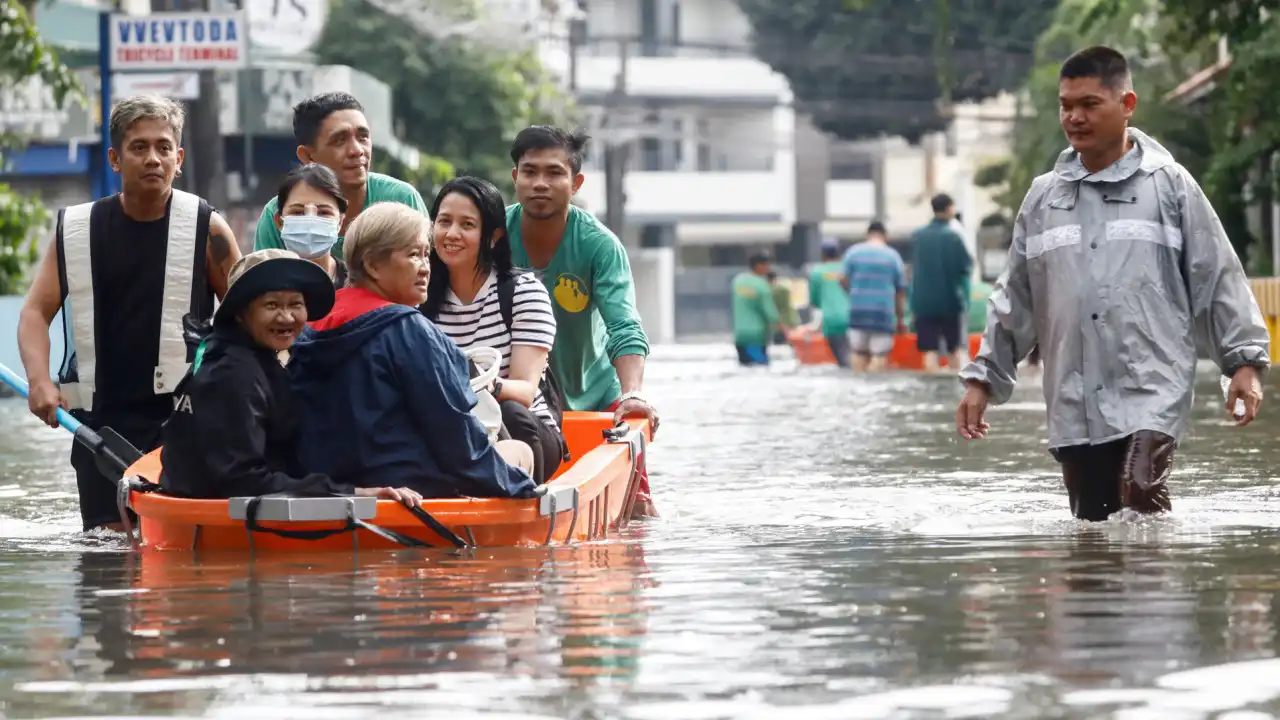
xmin=109 ymin=11 xmax=248 ymax=70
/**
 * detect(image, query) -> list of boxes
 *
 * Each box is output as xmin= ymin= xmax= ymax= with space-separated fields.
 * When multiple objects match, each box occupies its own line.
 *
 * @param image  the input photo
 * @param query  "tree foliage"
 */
xmin=314 ymin=0 xmax=570 ymax=198
xmin=0 ymin=0 xmax=82 ymax=294
xmin=736 ymin=0 xmax=1059 ymax=143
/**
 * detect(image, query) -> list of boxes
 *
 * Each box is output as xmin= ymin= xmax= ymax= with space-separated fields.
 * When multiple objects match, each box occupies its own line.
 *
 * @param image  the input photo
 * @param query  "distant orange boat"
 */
xmin=786 ymin=328 xmax=982 ymax=370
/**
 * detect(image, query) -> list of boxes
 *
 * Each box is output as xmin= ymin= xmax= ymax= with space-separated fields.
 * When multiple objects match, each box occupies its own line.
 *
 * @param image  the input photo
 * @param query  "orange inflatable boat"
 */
xmin=120 ymin=412 xmax=650 ymax=552
xmin=787 ymin=328 xmax=982 ymax=370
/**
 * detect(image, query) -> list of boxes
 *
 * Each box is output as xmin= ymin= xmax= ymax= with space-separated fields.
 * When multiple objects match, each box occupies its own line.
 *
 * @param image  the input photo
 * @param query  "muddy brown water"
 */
xmin=0 ymin=345 xmax=1277 ymax=719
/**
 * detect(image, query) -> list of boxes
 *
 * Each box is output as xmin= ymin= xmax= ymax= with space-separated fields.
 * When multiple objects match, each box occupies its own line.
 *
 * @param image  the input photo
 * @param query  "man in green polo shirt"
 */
xmin=253 ymin=92 xmax=425 ymax=259
xmin=505 ymin=125 xmax=659 ymax=516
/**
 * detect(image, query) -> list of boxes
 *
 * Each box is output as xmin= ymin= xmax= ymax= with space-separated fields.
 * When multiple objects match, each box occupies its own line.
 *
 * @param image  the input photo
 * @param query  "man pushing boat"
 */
xmin=17 ymin=95 xmax=241 ymax=532
xmin=955 ymin=46 xmax=1270 ymax=521
xmin=505 ymin=126 xmax=660 ymax=517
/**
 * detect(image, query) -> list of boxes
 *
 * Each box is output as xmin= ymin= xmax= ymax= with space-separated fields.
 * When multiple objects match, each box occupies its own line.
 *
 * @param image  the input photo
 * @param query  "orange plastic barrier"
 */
xmin=125 ymin=412 xmax=650 ymax=552
xmin=787 ymin=328 xmax=982 ymax=370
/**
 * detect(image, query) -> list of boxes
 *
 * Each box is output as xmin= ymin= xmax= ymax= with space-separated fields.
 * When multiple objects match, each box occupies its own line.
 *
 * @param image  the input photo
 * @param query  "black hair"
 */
xmin=1060 ymin=45 xmax=1132 ymax=91
xmin=422 ymin=176 xmax=511 ymax=319
xmin=930 ymin=193 xmax=954 ymax=214
xmin=821 ymin=244 xmax=840 ymax=260
xmin=293 ymin=92 xmax=364 ymax=146
xmin=867 ymin=220 xmax=887 ymax=236
xmin=510 ymin=125 xmax=590 ymax=174
xmin=766 ymin=270 xmax=778 ymax=282
xmin=275 ymin=163 xmax=348 ymax=217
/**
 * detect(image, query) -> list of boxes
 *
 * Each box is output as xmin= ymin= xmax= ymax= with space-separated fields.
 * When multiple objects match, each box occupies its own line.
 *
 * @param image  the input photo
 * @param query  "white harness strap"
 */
xmin=154 ymin=189 xmax=200 ymax=395
xmin=60 ymin=202 xmax=96 ymax=411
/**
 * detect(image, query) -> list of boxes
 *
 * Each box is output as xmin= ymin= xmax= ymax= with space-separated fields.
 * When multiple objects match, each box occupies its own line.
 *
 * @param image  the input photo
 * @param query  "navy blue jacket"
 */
xmin=288 ymin=288 xmax=536 ymax=498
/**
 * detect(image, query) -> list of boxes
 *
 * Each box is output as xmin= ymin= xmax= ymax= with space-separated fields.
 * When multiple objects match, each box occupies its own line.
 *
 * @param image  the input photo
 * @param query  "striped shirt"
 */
xmin=433 ymin=270 xmax=558 ymax=427
xmin=842 ymin=242 xmax=906 ymax=334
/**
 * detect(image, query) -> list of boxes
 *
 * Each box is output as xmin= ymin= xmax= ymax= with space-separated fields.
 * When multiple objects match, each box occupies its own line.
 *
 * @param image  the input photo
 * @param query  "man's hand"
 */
xmin=1226 ymin=365 xmax=1264 ymax=426
xmin=28 ymin=378 xmax=65 ymax=429
xmin=614 ymin=397 xmax=660 ymax=439
xmin=896 ymin=320 xmax=909 ymax=335
xmin=955 ymin=380 xmax=991 ymax=440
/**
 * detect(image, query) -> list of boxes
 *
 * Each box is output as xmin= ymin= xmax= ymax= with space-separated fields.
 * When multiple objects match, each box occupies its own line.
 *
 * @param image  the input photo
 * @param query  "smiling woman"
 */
xmin=157 ymin=249 xmax=422 ymax=506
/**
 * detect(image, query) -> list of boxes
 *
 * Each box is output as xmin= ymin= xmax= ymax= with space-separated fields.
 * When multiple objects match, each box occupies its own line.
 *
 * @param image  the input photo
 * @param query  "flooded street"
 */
xmin=1 ymin=345 xmax=1280 ymax=718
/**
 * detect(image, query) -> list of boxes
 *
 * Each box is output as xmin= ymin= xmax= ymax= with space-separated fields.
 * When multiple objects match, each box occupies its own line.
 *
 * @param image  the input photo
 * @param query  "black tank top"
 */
xmin=89 ymin=195 xmax=181 ymax=421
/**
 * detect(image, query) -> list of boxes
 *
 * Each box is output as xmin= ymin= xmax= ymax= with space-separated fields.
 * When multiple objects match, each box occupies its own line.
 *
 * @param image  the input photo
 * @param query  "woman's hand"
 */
xmin=355 ymin=486 xmax=424 ymax=507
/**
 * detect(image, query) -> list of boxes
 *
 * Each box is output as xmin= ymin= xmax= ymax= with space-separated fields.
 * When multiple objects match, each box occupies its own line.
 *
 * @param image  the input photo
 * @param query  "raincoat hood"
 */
xmin=290 ymin=288 xmax=417 ymax=378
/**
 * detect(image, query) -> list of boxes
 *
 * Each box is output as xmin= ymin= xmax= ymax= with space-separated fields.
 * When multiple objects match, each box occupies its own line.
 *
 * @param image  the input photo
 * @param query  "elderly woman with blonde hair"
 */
xmin=288 ymin=202 xmax=537 ymax=498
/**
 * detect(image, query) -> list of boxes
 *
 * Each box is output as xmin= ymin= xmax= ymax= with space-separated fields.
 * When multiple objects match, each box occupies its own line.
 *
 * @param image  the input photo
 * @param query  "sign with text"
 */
xmin=109 ymin=11 xmax=248 ymax=71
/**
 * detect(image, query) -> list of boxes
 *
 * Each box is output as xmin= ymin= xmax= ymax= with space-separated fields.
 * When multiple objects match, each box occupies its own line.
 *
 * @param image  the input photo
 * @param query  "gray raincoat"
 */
xmin=959 ymin=128 xmax=1270 ymax=449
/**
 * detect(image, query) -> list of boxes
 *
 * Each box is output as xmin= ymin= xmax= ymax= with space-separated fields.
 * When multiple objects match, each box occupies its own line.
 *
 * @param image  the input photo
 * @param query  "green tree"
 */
xmin=735 ymin=0 xmax=1059 ymax=143
xmin=0 ymin=0 xmax=82 ymax=294
xmin=314 ymin=0 xmax=569 ymax=198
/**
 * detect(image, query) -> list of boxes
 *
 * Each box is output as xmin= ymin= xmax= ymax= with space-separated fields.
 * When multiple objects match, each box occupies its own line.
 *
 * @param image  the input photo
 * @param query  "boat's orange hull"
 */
xmin=124 ymin=412 xmax=650 ymax=551
xmin=787 ymin=329 xmax=982 ymax=370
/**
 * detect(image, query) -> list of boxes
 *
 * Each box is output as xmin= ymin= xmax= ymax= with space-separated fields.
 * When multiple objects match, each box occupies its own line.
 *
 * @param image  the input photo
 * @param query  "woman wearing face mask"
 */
xmin=160 ymin=249 xmax=423 ymax=506
xmin=274 ymin=164 xmax=348 ymax=288
xmin=421 ymin=177 xmax=567 ymax=484
xmin=289 ymin=202 xmax=538 ymax=499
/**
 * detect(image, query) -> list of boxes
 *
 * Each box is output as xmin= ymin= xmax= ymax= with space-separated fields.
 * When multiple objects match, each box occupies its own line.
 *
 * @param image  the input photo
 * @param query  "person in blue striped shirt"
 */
xmin=841 ymin=221 xmax=908 ymax=372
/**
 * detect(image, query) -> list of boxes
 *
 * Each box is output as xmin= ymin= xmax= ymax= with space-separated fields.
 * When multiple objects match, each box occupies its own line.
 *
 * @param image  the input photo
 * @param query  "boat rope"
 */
xmin=604 ymin=422 xmax=647 ymax=527
xmin=242 ymin=496 xmax=430 ymax=549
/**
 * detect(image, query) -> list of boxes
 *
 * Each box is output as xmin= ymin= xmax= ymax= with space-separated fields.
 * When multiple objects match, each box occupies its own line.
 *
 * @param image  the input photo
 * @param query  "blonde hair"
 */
xmin=109 ymin=95 xmax=185 ymax=150
xmin=344 ymin=202 xmax=431 ymax=286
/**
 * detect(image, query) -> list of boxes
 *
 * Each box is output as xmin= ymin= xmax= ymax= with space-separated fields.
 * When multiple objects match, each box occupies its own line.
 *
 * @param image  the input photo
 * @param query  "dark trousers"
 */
xmin=826 ymin=332 xmax=851 ymax=368
xmin=69 ymin=411 xmax=163 ymax=531
xmin=1051 ymin=431 xmax=1176 ymax=521
xmin=499 ymin=400 xmax=565 ymax=484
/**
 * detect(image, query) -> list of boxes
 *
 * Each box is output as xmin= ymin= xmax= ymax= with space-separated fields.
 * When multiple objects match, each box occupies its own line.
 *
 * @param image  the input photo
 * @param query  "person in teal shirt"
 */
xmin=505 ymin=126 xmax=658 ymax=516
xmin=732 ymin=253 xmax=779 ymax=366
xmin=805 ymin=238 xmax=851 ymax=367
xmin=253 ymin=92 xmax=426 ymax=260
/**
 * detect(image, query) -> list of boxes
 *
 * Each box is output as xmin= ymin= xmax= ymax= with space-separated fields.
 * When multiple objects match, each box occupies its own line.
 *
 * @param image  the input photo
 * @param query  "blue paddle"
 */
xmin=0 ymin=362 xmax=144 ymax=480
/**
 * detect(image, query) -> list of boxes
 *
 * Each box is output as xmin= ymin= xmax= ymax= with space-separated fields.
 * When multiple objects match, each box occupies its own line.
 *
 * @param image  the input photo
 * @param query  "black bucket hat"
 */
xmin=214 ymin=249 xmax=336 ymax=327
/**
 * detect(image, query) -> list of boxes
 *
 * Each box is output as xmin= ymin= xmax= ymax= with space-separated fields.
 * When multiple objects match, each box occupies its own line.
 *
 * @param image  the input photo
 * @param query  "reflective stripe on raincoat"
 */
xmin=960 ymin=127 xmax=1270 ymax=449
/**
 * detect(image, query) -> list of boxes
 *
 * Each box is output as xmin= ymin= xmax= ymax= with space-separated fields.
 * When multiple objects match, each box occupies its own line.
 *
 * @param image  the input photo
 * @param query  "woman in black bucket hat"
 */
xmin=158 ymin=249 xmax=422 ymax=505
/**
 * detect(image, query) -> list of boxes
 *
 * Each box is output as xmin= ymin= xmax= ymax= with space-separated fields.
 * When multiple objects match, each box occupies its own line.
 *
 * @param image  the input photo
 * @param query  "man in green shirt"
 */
xmin=805 ymin=238 xmax=851 ymax=367
xmin=505 ymin=125 xmax=658 ymax=516
xmin=253 ymin=92 xmax=426 ymax=259
xmin=732 ymin=253 xmax=779 ymax=366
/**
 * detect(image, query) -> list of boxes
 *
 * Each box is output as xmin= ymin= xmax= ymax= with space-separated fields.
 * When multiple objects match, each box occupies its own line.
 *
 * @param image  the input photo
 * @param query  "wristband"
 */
xmin=616 ymin=391 xmax=649 ymax=406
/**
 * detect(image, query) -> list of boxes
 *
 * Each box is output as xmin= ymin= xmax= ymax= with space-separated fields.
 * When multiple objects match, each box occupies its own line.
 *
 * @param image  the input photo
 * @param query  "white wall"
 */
xmin=631 ymin=247 xmax=676 ymax=344
xmin=677 ymin=0 xmax=753 ymax=48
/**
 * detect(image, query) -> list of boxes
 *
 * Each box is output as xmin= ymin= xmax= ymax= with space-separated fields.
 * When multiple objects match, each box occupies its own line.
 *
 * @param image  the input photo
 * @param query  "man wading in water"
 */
xmin=955 ymin=46 xmax=1270 ymax=521
xmin=18 ymin=95 xmax=240 ymax=531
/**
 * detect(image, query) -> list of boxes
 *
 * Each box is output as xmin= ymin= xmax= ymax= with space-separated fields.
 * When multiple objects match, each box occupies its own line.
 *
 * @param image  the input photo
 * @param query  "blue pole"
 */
xmin=0 ymin=362 xmax=83 ymax=433
xmin=97 ymin=9 xmax=113 ymax=199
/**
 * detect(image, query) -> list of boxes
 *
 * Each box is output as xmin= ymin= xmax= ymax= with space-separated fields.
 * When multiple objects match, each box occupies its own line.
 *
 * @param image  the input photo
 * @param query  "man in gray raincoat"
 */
xmin=954 ymin=45 xmax=1270 ymax=522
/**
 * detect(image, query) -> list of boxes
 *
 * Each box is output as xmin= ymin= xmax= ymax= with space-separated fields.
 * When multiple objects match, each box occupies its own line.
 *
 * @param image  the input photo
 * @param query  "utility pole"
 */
xmin=602 ymin=38 xmax=630 ymax=243
xmin=157 ymin=0 xmax=227 ymax=209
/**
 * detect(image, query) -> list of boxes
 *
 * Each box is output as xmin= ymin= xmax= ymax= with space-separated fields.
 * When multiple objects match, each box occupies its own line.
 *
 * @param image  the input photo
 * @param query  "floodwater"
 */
xmin=0 ymin=345 xmax=1279 ymax=719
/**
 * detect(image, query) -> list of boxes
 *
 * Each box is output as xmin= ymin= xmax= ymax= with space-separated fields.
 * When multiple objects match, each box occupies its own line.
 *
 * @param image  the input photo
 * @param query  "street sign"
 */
xmin=108 ymin=11 xmax=248 ymax=71
xmin=114 ymin=72 xmax=201 ymax=100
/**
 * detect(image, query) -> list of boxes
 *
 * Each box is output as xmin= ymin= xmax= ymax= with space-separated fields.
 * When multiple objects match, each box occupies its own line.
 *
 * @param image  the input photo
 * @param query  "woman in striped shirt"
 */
xmin=421 ymin=177 xmax=566 ymax=483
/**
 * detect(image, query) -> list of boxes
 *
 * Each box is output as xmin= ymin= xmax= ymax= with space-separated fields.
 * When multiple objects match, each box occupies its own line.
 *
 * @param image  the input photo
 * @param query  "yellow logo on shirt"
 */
xmin=735 ymin=285 xmax=758 ymax=299
xmin=554 ymin=273 xmax=590 ymax=313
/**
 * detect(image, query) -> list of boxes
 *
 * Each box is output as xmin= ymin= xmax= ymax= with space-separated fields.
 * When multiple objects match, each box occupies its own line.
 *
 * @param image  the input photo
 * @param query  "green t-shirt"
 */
xmin=967 ymin=280 xmax=993 ymax=334
xmin=732 ymin=272 xmax=778 ymax=346
xmin=909 ymin=219 xmax=973 ymax=318
xmin=808 ymin=260 xmax=849 ymax=336
xmin=506 ymin=204 xmax=651 ymax=412
xmin=253 ymin=172 xmax=427 ymax=259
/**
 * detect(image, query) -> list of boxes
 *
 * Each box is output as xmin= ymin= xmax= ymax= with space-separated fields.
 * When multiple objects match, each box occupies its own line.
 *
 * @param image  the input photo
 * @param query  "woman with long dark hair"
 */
xmin=421 ymin=176 xmax=566 ymax=483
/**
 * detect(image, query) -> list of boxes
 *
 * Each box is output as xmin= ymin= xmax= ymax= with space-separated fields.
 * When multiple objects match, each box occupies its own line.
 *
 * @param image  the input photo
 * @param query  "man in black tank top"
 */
xmin=16 ymin=95 xmax=241 ymax=532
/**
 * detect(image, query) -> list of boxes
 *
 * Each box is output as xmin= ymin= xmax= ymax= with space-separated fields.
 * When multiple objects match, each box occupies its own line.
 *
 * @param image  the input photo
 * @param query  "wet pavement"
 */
xmin=0 ymin=345 xmax=1279 ymax=719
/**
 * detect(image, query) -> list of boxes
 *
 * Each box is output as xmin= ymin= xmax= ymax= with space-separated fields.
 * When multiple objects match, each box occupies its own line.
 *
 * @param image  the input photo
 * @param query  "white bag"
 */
xmin=466 ymin=346 xmax=503 ymax=443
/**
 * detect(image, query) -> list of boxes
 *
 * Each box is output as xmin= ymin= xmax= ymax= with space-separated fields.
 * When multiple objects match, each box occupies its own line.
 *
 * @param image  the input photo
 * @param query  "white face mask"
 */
xmin=280 ymin=215 xmax=339 ymax=259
